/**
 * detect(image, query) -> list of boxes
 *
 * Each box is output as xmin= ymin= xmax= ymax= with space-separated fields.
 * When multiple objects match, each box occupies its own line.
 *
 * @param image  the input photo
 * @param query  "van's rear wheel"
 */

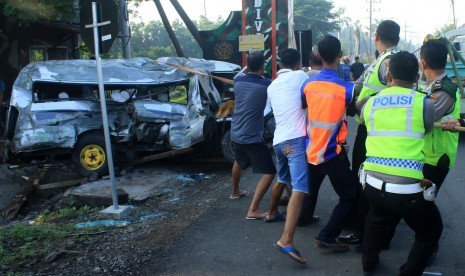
xmin=72 ymin=132 xmax=109 ymax=177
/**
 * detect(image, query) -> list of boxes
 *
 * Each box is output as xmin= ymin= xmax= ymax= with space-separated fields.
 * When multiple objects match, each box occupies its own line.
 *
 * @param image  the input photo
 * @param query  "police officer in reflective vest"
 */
xmin=353 ymin=20 xmax=400 ymax=172
xmin=420 ymin=38 xmax=460 ymax=193
xmin=383 ymin=36 xmax=460 ymax=265
xmin=360 ymin=51 xmax=443 ymax=275
xmin=338 ymin=20 xmax=401 ymax=247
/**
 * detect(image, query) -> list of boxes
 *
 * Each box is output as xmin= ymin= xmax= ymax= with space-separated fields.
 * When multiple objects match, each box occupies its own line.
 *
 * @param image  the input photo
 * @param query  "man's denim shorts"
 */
xmin=273 ymin=136 xmax=309 ymax=194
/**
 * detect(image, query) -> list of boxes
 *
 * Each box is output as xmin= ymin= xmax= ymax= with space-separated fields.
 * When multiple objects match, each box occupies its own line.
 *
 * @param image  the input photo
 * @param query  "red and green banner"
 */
xmin=198 ymin=0 xmax=294 ymax=78
xmin=242 ymin=0 xmax=293 ymax=78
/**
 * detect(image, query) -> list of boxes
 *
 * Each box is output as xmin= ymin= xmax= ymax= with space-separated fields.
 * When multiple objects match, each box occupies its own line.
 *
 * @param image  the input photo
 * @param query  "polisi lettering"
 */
xmin=373 ymin=95 xmax=413 ymax=109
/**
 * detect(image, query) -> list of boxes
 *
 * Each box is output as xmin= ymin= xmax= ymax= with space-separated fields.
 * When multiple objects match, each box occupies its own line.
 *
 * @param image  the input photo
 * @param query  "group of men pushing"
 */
xmin=229 ymin=19 xmax=457 ymax=276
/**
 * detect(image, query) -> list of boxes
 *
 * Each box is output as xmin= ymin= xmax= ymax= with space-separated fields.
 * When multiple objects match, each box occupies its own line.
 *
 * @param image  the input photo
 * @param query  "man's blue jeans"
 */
xmin=273 ymin=136 xmax=309 ymax=194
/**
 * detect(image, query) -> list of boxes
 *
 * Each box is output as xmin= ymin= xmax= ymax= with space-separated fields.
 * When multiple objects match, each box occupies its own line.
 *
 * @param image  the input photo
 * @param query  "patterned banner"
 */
xmin=243 ymin=0 xmax=291 ymax=78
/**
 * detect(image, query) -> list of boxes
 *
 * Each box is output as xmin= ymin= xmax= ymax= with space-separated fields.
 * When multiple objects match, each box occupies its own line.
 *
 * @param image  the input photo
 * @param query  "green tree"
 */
xmin=130 ymin=15 xmax=227 ymax=59
xmin=171 ymin=19 xmax=202 ymax=57
xmin=293 ymin=0 xmax=339 ymax=45
xmin=435 ymin=24 xmax=456 ymax=36
xmin=130 ymin=21 xmax=176 ymax=59
xmin=197 ymin=15 xmax=224 ymax=30
xmin=0 ymin=0 xmax=76 ymax=28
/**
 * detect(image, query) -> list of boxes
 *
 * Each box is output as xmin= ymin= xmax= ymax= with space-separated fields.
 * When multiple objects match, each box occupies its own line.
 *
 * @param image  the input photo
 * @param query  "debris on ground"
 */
xmin=75 ymin=220 xmax=130 ymax=229
xmin=0 ymin=158 xmax=231 ymax=275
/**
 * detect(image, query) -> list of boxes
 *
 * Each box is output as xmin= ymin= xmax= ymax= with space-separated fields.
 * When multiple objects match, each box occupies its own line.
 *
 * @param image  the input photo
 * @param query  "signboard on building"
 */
xmin=239 ymin=34 xmax=265 ymax=52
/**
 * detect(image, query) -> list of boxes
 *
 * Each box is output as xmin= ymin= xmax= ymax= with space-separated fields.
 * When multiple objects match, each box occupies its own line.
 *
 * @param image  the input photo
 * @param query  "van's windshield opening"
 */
xmin=32 ymin=81 xmax=189 ymax=105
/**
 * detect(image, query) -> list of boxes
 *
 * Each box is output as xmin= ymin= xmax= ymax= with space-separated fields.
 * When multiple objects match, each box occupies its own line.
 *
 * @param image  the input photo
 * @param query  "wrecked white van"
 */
xmin=3 ymin=57 xmax=252 ymax=176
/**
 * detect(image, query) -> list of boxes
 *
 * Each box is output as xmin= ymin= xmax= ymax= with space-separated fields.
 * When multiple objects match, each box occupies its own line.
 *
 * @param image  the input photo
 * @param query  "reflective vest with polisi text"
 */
xmin=423 ymin=76 xmax=460 ymax=168
xmin=363 ymin=87 xmax=427 ymax=180
xmin=355 ymin=50 xmax=395 ymax=122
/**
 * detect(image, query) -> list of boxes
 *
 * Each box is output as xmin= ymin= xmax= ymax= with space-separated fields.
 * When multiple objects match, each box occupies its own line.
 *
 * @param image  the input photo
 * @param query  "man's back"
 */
xmin=350 ymin=62 xmax=364 ymax=80
xmin=301 ymin=68 xmax=354 ymax=164
xmin=231 ymin=74 xmax=271 ymax=144
xmin=267 ymin=69 xmax=308 ymax=145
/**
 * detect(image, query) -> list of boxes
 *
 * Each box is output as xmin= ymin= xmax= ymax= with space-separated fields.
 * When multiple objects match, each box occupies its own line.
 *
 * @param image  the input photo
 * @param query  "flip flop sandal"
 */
xmin=229 ymin=190 xmax=250 ymax=199
xmin=273 ymin=243 xmax=306 ymax=265
xmin=265 ymin=212 xmax=287 ymax=223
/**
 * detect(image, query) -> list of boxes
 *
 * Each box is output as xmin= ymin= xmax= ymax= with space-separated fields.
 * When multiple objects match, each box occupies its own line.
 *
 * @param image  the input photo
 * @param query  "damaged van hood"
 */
xmin=14 ymin=57 xmax=240 ymax=91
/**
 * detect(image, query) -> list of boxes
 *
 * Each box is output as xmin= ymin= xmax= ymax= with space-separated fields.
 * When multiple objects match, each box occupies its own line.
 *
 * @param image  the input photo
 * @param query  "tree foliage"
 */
xmin=130 ymin=16 xmax=225 ymax=60
xmin=293 ymin=0 xmax=339 ymax=44
xmin=435 ymin=24 xmax=456 ymax=36
xmin=0 ymin=0 xmax=77 ymax=27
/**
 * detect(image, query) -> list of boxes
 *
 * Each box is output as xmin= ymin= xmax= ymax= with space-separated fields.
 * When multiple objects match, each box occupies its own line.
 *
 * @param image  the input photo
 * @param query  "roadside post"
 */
xmin=85 ymin=2 xmax=131 ymax=217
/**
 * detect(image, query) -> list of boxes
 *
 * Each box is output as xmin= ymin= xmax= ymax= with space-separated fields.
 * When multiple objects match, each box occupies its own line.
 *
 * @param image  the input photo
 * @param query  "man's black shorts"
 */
xmin=232 ymin=141 xmax=276 ymax=174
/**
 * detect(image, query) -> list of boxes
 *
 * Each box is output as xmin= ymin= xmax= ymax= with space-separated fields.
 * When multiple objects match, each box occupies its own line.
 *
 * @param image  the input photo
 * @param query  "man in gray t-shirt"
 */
xmin=230 ymin=74 xmax=270 ymax=144
xmin=229 ymin=52 xmax=276 ymax=220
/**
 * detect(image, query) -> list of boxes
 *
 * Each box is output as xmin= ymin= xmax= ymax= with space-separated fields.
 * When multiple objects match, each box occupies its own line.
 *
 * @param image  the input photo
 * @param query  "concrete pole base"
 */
xmin=100 ymin=205 xmax=133 ymax=219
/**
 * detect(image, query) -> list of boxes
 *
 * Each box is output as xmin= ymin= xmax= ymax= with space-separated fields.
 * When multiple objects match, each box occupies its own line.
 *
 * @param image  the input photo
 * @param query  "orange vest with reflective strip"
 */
xmin=301 ymin=69 xmax=354 ymax=165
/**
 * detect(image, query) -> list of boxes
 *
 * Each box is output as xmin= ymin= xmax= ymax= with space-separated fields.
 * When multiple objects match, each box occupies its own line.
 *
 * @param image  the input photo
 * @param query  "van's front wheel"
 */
xmin=72 ymin=132 xmax=109 ymax=177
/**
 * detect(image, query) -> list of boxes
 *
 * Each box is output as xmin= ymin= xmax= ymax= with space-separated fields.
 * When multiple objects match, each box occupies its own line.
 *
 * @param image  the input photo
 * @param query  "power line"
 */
xmin=403 ymin=21 xmax=415 ymax=43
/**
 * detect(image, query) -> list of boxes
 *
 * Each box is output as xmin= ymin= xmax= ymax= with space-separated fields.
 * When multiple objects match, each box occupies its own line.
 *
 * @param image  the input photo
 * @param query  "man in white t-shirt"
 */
xmin=268 ymin=48 xmax=310 ymax=265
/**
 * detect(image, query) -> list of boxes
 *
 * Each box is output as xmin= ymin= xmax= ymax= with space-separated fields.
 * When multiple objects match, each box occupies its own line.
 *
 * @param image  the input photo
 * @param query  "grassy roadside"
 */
xmin=0 ymin=206 xmax=98 ymax=268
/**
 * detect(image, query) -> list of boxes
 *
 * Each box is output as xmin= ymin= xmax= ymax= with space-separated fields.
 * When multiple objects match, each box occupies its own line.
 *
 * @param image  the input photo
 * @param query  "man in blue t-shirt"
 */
xmin=230 ymin=52 xmax=277 ymax=220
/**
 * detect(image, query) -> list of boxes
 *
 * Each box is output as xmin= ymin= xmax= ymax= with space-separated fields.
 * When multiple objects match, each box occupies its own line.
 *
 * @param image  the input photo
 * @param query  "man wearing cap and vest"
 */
xmin=383 ymin=36 xmax=460 ymax=266
xmin=360 ymin=51 xmax=442 ymax=276
xmin=300 ymin=35 xmax=357 ymax=253
xmin=420 ymin=38 xmax=459 ymax=194
xmin=337 ymin=20 xmax=401 ymax=247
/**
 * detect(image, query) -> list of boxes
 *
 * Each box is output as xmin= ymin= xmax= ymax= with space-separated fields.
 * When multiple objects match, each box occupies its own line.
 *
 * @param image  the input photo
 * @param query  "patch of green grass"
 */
xmin=0 ymin=224 xmax=69 ymax=266
xmin=0 ymin=206 xmax=96 ymax=266
xmin=36 ymin=205 xmax=92 ymax=223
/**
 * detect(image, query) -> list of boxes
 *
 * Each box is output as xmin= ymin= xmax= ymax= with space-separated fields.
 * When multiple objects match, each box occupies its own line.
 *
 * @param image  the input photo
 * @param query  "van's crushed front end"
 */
xmin=4 ymin=57 xmax=240 ymax=175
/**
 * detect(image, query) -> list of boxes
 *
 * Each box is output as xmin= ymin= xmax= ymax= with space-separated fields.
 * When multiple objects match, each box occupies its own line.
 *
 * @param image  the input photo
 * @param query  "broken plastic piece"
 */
xmin=75 ymin=220 xmax=129 ymax=229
